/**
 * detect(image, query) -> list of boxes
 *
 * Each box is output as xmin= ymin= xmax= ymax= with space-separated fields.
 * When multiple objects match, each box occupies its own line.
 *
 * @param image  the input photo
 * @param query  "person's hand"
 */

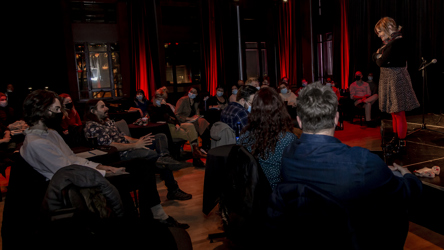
xmin=175 ymin=124 xmax=181 ymax=131
xmin=135 ymin=133 xmax=154 ymax=149
xmin=389 ymin=162 xmax=411 ymax=176
xmin=63 ymin=130 xmax=69 ymax=135
xmin=97 ymin=165 xmax=127 ymax=174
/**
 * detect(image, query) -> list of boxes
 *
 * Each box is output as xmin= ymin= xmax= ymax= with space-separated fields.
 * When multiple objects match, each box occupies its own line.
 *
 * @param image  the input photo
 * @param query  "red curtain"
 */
xmin=129 ymin=1 xmax=156 ymax=98
xmin=339 ymin=0 xmax=350 ymax=89
xmin=202 ymin=0 xmax=218 ymax=96
xmin=278 ymin=1 xmax=298 ymax=87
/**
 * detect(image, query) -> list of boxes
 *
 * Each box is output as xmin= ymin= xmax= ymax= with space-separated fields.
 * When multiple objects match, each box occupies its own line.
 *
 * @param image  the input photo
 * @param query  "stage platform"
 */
xmin=380 ymin=113 xmax=444 ymax=235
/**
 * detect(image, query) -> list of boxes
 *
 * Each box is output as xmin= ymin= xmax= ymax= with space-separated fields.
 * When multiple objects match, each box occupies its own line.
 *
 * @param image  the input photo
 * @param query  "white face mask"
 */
xmin=280 ymin=88 xmax=288 ymax=94
xmin=326 ymin=83 xmax=332 ymax=87
xmin=256 ymin=86 xmax=260 ymax=90
xmin=368 ymin=76 xmax=373 ymax=81
xmin=136 ymin=95 xmax=143 ymax=100
xmin=188 ymin=93 xmax=196 ymax=99
xmin=0 ymin=101 xmax=7 ymax=107
xmin=216 ymin=91 xmax=224 ymax=97
xmin=232 ymin=89 xmax=238 ymax=95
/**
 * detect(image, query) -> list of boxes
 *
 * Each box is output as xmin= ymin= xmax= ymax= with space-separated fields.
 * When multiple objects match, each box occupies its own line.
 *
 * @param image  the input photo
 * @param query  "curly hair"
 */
xmin=239 ymin=87 xmax=293 ymax=160
xmin=23 ymin=90 xmax=61 ymax=126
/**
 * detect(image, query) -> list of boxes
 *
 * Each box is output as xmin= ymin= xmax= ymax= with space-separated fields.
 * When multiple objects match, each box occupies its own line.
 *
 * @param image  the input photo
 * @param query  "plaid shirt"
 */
xmin=220 ymin=102 xmax=249 ymax=131
xmin=84 ymin=120 xmax=130 ymax=158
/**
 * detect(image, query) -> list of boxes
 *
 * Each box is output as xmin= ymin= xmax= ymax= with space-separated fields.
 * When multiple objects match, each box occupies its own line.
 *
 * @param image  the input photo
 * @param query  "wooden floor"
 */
xmin=1 ymin=120 xmax=443 ymax=249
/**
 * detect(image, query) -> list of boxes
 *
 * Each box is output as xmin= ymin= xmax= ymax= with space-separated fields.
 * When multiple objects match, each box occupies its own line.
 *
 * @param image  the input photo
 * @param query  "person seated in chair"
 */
xmin=129 ymin=89 xmax=151 ymax=118
xmin=150 ymin=93 xmax=206 ymax=167
xmin=20 ymin=90 xmax=189 ymax=228
xmin=349 ymin=71 xmax=378 ymax=127
xmin=279 ymin=82 xmax=422 ymax=249
xmin=238 ymin=87 xmax=297 ymax=190
xmin=220 ymin=85 xmax=258 ymax=132
xmin=175 ymin=87 xmax=211 ymax=153
xmin=83 ymin=99 xmax=192 ymax=201
xmin=229 ymin=84 xmax=239 ymax=103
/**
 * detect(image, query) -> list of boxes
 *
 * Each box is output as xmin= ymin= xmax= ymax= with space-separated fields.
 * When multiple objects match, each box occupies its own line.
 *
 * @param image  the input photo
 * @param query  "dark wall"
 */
xmin=3 ymin=1 xmax=71 ymax=98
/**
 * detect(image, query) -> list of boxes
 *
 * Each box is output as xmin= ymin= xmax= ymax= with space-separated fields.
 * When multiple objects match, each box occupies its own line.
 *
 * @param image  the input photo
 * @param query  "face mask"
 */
xmin=232 ymin=89 xmax=238 ymax=95
xmin=188 ymin=93 xmax=196 ymax=99
xmin=155 ymin=100 xmax=162 ymax=107
xmin=0 ymin=101 xmax=7 ymax=107
xmin=302 ymin=83 xmax=307 ymax=87
xmin=6 ymin=89 xmax=12 ymax=93
xmin=136 ymin=95 xmax=143 ymax=100
xmin=326 ymin=83 xmax=332 ymax=87
xmin=64 ymin=103 xmax=73 ymax=110
xmin=217 ymin=91 xmax=224 ymax=97
xmin=43 ymin=111 xmax=63 ymax=129
xmin=256 ymin=86 xmax=260 ymax=90
xmin=355 ymin=76 xmax=362 ymax=81
xmin=280 ymin=88 xmax=288 ymax=94
xmin=247 ymin=105 xmax=252 ymax=113
xmin=368 ymin=76 xmax=373 ymax=81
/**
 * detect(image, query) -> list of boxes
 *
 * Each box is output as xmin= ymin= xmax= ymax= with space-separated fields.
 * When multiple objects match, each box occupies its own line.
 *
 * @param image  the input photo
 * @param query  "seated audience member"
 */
xmin=155 ymin=86 xmax=175 ymax=112
xmin=279 ymin=82 xmax=422 ymax=248
xmin=0 ymin=121 xmax=13 ymax=177
xmin=129 ymin=89 xmax=151 ymax=117
xmin=20 ymin=90 xmax=189 ymax=228
xmin=207 ymin=86 xmax=228 ymax=110
xmin=326 ymin=77 xmax=341 ymax=101
xmin=83 ymin=99 xmax=192 ymax=201
xmin=367 ymin=73 xmax=378 ymax=97
xmin=150 ymin=93 xmax=206 ymax=167
xmin=261 ymin=77 xmax=270 ymax=88
xmin=281 ymin=77 xmax=289 ymax=85
xmin=205 ymin=86 xmax=227 ymax=126
xmin=229 ymin=84 xmax=239 ymax=103
xmin=4 ymin=84 xmax=22 ymax=118
xmin=294 ymin=79 xmax=308 ymax=96
xmin=238 ymin=87 xmax=297 ymax=190
xmin=0 ymin=92 xmax=16 ymax=127
xmin=237 ymin=79 xmax=245 ymax=87
xmin=220 ymin=85 xmax=257 ymax=132
xmin=175 ymin=87 xmax=211 ymax=152
xmin=278 ymin=82 xmax=297 ymax=108
xmin=245 ymin=77 xmax=260 ymax=90
xmin=350 ymin=71 xmax=378 ymax=127
xmin=59 ymin=93 xmax=82 ymax=133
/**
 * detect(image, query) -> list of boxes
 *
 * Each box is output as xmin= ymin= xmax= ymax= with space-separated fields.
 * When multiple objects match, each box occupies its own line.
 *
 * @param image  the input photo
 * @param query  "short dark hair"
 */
xmin=23 ymin=89 xmax=60 ymax=126
xmin=296 ymin=81 xmax=337 ymax=133
xmin=84 ymin=99 xmax=103 ymax=124
xmin=236 ymin=85 xmax=258 ymax=102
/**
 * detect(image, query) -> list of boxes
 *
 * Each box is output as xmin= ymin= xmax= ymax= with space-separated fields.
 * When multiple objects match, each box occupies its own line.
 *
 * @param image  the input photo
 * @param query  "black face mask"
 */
xmin=64 ymin=103 xmax=73 ymax=110
xmin=43 ymin=111 xmax=63 ymax=129
xmin=355 ymin=76 xmax=361 ymax=81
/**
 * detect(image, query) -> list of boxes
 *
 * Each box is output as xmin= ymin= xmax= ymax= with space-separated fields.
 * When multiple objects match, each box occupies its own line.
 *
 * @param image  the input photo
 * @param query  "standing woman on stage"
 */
xmin=373 ymin=17 xmax=420 ymax=152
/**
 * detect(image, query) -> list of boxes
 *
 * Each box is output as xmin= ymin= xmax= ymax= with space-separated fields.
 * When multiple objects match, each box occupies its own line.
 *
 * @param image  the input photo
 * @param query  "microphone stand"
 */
xmin=407 ymin=59 xmax=443 ymax=136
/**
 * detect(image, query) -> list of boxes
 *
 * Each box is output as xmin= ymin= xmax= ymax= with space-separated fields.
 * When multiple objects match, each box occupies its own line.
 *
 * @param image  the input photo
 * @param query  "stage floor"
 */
xmin=381 ymin=113 xmax=444 ymax=235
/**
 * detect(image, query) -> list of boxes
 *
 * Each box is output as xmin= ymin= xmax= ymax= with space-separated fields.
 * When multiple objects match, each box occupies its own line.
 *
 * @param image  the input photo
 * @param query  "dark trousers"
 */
xmin=106 ymin=158 xmax=162 ymax=219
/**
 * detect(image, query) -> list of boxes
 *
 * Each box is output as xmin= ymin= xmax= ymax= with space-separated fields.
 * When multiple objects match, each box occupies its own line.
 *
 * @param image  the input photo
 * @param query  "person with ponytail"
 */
xmin=373 ymin=17 xmax=420 ymax=153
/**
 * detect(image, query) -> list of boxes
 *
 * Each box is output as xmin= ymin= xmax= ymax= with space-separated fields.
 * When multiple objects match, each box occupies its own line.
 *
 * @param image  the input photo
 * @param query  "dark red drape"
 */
xmin=129 ymin=1 xmax=156 ymax=98
xmin=201 ymin=0 xmax=218 ymax=96
xmin=278 ymin=1 xmax=298 ymax=87
xmin=339 ymin=0 xmax=350 ymax=89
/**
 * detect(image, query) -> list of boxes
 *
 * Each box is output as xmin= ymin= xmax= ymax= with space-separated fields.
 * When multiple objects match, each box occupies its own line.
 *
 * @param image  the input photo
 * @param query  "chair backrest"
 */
xmin=1 ymin=153 xmax=49 ymax=249
xmin=267 ymin=181 xmax=358 ymax=249
xmin=218 ymin=145 xmax=272 ymax=246
xmin=115 ymin=119 xmax=131 ymax=137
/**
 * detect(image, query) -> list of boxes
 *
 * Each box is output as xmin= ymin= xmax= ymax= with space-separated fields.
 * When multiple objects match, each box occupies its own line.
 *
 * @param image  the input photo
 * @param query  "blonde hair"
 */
xmin=374 ymin=17 xmax=402 ymax=35
xmin=245 ymin=77 xmax=259 ymax=86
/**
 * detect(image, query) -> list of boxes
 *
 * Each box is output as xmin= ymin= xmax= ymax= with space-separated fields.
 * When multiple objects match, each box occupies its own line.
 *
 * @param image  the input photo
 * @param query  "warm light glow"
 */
xmin=283 ymin=0 xmax=288 ymax=2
